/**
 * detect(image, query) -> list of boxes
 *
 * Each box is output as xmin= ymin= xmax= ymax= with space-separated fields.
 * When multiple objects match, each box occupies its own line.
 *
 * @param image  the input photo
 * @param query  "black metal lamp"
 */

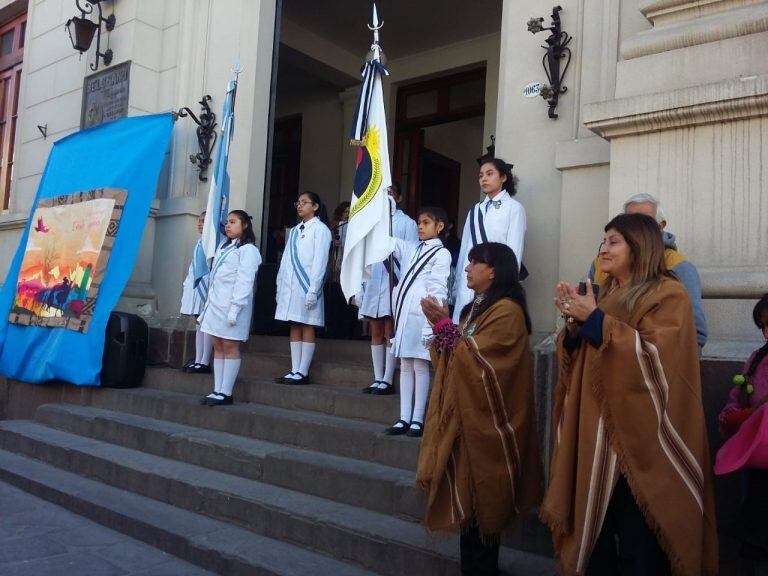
xmin=527 ymin=6 xmax=572 ymax=119
xmin=65 ymin=0 xmax=116 ymax=71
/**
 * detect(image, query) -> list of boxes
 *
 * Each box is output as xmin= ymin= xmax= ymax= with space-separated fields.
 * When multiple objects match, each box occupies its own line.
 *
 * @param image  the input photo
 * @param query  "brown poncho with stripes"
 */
xmin=416 ymin=298 xmax=543 ymax=538
xmin=541 ymin=277 xmax=718 ymax=575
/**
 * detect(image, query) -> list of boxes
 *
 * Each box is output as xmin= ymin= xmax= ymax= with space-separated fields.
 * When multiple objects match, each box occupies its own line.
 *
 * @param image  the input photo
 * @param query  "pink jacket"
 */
xmin=719 ymin=349 xmax=768 ymax=430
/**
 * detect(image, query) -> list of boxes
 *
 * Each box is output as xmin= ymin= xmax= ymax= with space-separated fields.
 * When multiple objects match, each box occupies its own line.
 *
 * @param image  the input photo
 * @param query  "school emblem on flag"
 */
xmin=350 ymin=127 xmax=383 ymax=219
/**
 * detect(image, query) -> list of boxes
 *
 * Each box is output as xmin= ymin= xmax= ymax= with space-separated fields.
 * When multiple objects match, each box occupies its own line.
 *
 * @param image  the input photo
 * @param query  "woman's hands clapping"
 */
xmin=553 ymin=280 xmax=598 ymax=334
xmin=421 ymin=295 xmax=449 ymax=326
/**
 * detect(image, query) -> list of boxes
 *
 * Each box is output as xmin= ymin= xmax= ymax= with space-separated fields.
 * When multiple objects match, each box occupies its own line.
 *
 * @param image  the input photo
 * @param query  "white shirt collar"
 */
xmin=482 ymin=190 xmax=510 ymax=205
xmin=299 ymin=217 xmax=316 ymax=228
xmin=423 ymin=238 xmax=443 ymax=247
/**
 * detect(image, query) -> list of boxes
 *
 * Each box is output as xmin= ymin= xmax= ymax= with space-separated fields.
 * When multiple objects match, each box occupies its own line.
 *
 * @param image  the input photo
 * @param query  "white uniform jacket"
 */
xmin=275 ymin=217 xmax=332 ymax=327
xmin=180 ymin=239 xmax=209 ymax=316
xmin=453 ymin=191 xmax=526 ymax=322
xmin=358 ymin=209 xmax=418 ymax=319
xmin=390 ymin=238 xmax=451 ymax=360
xmin=199 ymin=239 xmax=262 ymax=341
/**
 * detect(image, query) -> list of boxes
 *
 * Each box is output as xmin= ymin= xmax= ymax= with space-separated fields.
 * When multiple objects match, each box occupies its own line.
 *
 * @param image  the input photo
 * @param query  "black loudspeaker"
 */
xmin=101 ymin=312 xmax=148 ymax=388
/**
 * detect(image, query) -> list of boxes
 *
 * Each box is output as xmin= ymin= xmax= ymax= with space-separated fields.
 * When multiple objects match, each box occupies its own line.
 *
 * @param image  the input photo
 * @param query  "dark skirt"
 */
xmin=739 ymin=468 xmax=768 ymax=560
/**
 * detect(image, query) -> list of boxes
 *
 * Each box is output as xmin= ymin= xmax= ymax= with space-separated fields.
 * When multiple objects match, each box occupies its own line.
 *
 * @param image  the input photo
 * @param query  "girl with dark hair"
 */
xmin=274 ymin=191 xmax=332 ymax=384
xmin=418 ymin=242 xmax=542 ymax=575
xmin=718 ymin=294 xmax=768 ymax=572
xmin=384 ymin=206 xmax=451 ymax=436
xmin=180 ymin=210 xmax=212 ymax=374
xmin=544 ymin=213 xmax=717 ymax=575
xmin=453 ymin=157 xmax=526 ymax=323
xmin=198 ymin=210 xmax=262 ymax=405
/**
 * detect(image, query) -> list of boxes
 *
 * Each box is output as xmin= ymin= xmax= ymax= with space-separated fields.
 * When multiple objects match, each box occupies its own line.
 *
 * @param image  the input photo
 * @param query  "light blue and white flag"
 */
xmin=202 ymin=64 xmax=239 ymax=259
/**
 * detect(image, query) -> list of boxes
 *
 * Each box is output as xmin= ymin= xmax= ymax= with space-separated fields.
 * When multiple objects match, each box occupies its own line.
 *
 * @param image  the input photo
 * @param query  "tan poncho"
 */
xmin=541 ymin=277 xmax=718 ymax=575
xmin=416 ymin=298 xmax=543 ymax=538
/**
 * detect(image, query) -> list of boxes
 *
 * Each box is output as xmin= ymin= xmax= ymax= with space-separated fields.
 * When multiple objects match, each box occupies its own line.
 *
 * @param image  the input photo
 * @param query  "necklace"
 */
xmin=462 ymin=293 xmax=485 ymax=335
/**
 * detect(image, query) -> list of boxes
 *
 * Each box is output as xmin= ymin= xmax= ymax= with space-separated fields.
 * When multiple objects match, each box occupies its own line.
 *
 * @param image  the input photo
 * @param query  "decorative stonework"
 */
xmin=623 ymin=2 xmax=768 ymax=59
xmin=584 ymin=74 xmax=768 ymax=138
xmin=639 ymin=0 xmax=766 ymax=27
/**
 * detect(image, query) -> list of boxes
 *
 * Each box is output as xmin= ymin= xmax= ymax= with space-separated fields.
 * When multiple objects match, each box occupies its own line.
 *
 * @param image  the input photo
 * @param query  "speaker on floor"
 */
xmin=101 ymin=311 xmax=148 ymax=388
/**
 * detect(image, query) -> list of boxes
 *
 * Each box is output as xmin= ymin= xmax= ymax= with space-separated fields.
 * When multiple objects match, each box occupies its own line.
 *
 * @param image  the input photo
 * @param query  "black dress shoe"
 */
xmin=189 ymin=363 xmax=212 ymax=374
xmin=274 ymin=372 xmax=294 ymax=383
xmin=406 ymin=421 xmax=424 ymax=438
xmin=207 ymin=394 xmax=233 ymax=406
xmin=285 ymin=373 xmax=310 ymax=385
xmin=362 ymin=381 xmax=381 ymax=394
xmin=371 ymin=382 xmax=394 ymax=395
xmin=182 ymin=361 xmax=196 ymax=373
xmin=385 ymin=420 xmax=410 ymax=435
xmin=199 ymin=392 xmax=219 ymax=405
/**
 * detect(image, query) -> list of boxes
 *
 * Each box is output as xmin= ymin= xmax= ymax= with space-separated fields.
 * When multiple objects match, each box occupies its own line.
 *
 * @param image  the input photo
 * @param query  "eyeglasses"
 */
xmin=294 ymin=200 xmax=314 ymax=208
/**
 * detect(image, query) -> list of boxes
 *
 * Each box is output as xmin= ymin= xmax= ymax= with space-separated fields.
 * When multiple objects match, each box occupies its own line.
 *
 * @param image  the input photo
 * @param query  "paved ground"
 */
xmin=0 ymin=480 xmax=215 ymax=576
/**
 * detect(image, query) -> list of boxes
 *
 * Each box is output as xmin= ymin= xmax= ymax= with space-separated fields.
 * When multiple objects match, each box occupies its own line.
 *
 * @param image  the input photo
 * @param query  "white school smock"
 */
xmin=275 ymin=217 xmax=332 ymax=327
xmin=390 ymin=237 xmax=451 ymax=360
xmin=453 ymin=191 xmax=526 ymax=323
xmin=199 ymin=240 xmax=262 ymax=341
xmin=180 ymin=239 xmax=209 ymax=316
xmin=358 ymin=209 xmax=418 ymax=319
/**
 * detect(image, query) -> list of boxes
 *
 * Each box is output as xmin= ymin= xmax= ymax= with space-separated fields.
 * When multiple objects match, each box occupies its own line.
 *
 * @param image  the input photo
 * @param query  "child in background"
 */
xmin=180 ymin=211 xmax=212 ymax=373
xmin=274 ymin=191 xmax=332 ymax=384
xmin=385 ymin=206 xmax=451 ymax=437
xmin=719 ymin=293 xmax=768 ymax=572
xmin=198 ymin=210 xmax=261 ymax=405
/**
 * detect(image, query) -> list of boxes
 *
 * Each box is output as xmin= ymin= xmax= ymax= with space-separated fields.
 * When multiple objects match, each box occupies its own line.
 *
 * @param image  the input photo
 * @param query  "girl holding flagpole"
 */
xmin=358 ymin=183 xmax=418 ymax=394
xmin=198 ymin=210 xmax=262 ymax=405
xmin=180 ymin=210 xmax=213 ymax=374
xmin=274 ymin=191 xmax=332 ymax=384
xmin=385 ymin=206 xmax=451 ymax=437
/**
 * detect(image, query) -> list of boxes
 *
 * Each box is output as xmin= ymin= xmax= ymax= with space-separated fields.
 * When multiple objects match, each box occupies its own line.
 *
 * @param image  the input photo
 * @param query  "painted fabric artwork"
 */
xmin=9 ymin=188 xmax=127 ymax=333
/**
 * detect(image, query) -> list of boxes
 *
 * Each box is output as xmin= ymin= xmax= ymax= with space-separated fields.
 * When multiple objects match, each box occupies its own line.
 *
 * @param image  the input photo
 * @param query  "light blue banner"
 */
xmin=0 ymin=113 xmax=174 ymax=385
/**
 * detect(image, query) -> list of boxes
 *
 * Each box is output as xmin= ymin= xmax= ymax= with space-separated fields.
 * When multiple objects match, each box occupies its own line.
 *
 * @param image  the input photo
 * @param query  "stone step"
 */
xmin=89 ymin=387 xmax=420 ymax=471
xmin=34 ymin=403 xmax=422 ymax=520
xmin=0 ymin=421 xmax=557 ymax=576
xmin=143 ymin=367 xmax=400 ymax=425
xmin=0 ymin=448 xmax=378 ymax=576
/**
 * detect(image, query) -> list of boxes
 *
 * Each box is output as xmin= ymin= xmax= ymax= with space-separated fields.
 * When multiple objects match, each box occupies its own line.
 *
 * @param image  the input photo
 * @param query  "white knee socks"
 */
xmin=220 ymin=358 xmax=240 ymax=397
xmin=399 ymin=358 xmax=415 ymax=422
xmin=289 ymin=341 xmax=302 ymax=376
xmin=298 ymin=342 xmax=315 ymax=376
xmin=212 ymin=358 xmax=224 ymax=394
xmin=412 ymin=359 xmax=430 ymax=424
xmin=383 ymin=346 xmax=397 ymax=385
xmin=200 ymin=332 xmax=213 ymax=366
xmin=371 ymin=344 xmax=385 ymax=381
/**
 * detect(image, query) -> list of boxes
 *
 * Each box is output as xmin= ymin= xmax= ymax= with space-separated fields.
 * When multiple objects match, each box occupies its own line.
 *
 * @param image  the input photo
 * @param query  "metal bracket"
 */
xmin=177 ymin=95 xmax=217 ymax=182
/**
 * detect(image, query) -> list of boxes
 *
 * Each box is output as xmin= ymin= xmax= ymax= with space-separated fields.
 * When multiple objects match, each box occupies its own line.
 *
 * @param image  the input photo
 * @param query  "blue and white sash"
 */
xmin=289 ymin=226 xmax=311 ymax=294
xmin=192 ymin=240 xmax=210 ymax=304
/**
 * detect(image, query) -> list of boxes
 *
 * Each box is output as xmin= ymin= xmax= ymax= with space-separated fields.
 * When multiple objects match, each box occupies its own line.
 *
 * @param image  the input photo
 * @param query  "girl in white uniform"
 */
xmin=274 ymin=191 xmax=332 ymax=384
xmin=385 ymin=206 xmax=451 ymax=438
xmin=453 ymin=158 xmax=526 ymax=323
xmin=180 ymin=211 xmax=213 ymax=373
xmin=198 ymin=210 xmax=262 ymax=405
xmin=358 ymin=184 xmax=418 ymax=395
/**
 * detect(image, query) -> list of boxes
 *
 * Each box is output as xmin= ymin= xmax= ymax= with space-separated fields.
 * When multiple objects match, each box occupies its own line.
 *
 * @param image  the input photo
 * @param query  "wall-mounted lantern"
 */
xmin=66 ymin=0 xmax=115 ymax=71
xmin=527 ymin=6 xmax=572 ymax=119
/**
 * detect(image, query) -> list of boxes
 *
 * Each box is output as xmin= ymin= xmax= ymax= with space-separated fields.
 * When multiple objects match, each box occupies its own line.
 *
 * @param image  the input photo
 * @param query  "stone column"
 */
xmin=583 ymin=0 xmax=768 ymax=355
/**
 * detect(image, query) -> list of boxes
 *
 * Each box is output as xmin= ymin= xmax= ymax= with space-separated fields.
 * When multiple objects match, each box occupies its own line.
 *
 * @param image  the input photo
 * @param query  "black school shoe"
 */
xmin=362 ymin=381 xmax=381 ymax=394
xmin=207 ymin=394 xmax=233 ymax=406
xmin=406 ymin=421 xmax=424 ymax=438
xmin=188 ymin=363 xmax=212 ymax=374
xmin=199 ymin=392 xmax=218 ymax=405
xmin=274 ymin=372 xmax=294 ymax=383
xmin=371 ymin=382 xmax=394 ymax=395
xmin=285 ymin=373 xmax=310 ymax=385
xmin=182 ymin=361 xmax=196 ymax=372
xmin=385 ymin=420 xmax=410 ymax=435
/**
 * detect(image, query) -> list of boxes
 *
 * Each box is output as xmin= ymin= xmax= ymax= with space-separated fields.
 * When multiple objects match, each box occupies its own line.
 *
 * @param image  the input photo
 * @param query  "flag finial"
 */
xmin=368 ymin=2 xmax=384 ymax=59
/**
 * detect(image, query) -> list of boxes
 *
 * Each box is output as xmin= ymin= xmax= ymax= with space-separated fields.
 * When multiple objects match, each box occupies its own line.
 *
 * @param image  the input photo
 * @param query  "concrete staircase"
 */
xmin=0 ymin=335 xmax=556 ymax=575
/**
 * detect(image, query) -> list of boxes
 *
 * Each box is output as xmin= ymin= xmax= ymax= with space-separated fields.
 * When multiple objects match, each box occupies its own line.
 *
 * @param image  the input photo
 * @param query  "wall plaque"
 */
xmin=80 ymin=61 xmax=131 ymax=129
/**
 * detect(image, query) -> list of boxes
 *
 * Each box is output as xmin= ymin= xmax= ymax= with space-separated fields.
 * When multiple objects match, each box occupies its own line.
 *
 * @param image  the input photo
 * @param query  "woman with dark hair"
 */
xmin=418 ymin=242 xmax=543 ymax=575
xmin=274 ymin=191 xmax=332 ymax=384
xmin=543 ymin=213 xmax=717 ymax=575
xmin=198 ymin=210 xmax=261 ymax=405
xmin=453 ymin=157 xmax=526 ymax=323
xmin=718 ymin=293 xmax=768 ymax=573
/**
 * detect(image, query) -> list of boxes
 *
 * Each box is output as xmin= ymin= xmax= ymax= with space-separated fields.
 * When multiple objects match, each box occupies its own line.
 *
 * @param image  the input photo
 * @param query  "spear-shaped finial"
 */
xmin=368 ymin=2 xmax=384 ymax=60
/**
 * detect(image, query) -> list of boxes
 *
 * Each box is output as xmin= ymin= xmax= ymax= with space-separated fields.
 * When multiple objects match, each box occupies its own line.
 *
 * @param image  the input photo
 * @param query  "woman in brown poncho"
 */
xmin=418 ymin=242 xmax=543 ymax=576
xmin=543 ymin=213 xmax=718 ymax=575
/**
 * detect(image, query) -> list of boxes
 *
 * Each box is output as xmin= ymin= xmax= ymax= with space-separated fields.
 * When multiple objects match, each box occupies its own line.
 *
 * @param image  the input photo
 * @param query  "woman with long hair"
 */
xmin=543 ymin=213 xmax=717 ymax=575
xmin=274 ymin=191 xmax=332 ymax=384
xmin=198 ymin=210 xmax=261 ymax=405
xmin=418 ymin=242 xmax=543 ymax=575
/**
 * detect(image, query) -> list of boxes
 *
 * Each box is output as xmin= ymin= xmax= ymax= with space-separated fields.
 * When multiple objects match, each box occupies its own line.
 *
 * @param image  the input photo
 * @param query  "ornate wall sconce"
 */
xmin=66 ymin=0 xmax=116 ymax=71
xmin=527 ymin=6 xmax=572 ymax=119
xmin=177 ymin=95 xmax=218 ymax=182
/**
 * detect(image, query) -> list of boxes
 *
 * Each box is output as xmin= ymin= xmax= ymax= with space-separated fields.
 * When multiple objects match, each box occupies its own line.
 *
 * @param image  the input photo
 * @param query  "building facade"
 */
xmin=0 ymin=0 xmax=765 ymax=357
